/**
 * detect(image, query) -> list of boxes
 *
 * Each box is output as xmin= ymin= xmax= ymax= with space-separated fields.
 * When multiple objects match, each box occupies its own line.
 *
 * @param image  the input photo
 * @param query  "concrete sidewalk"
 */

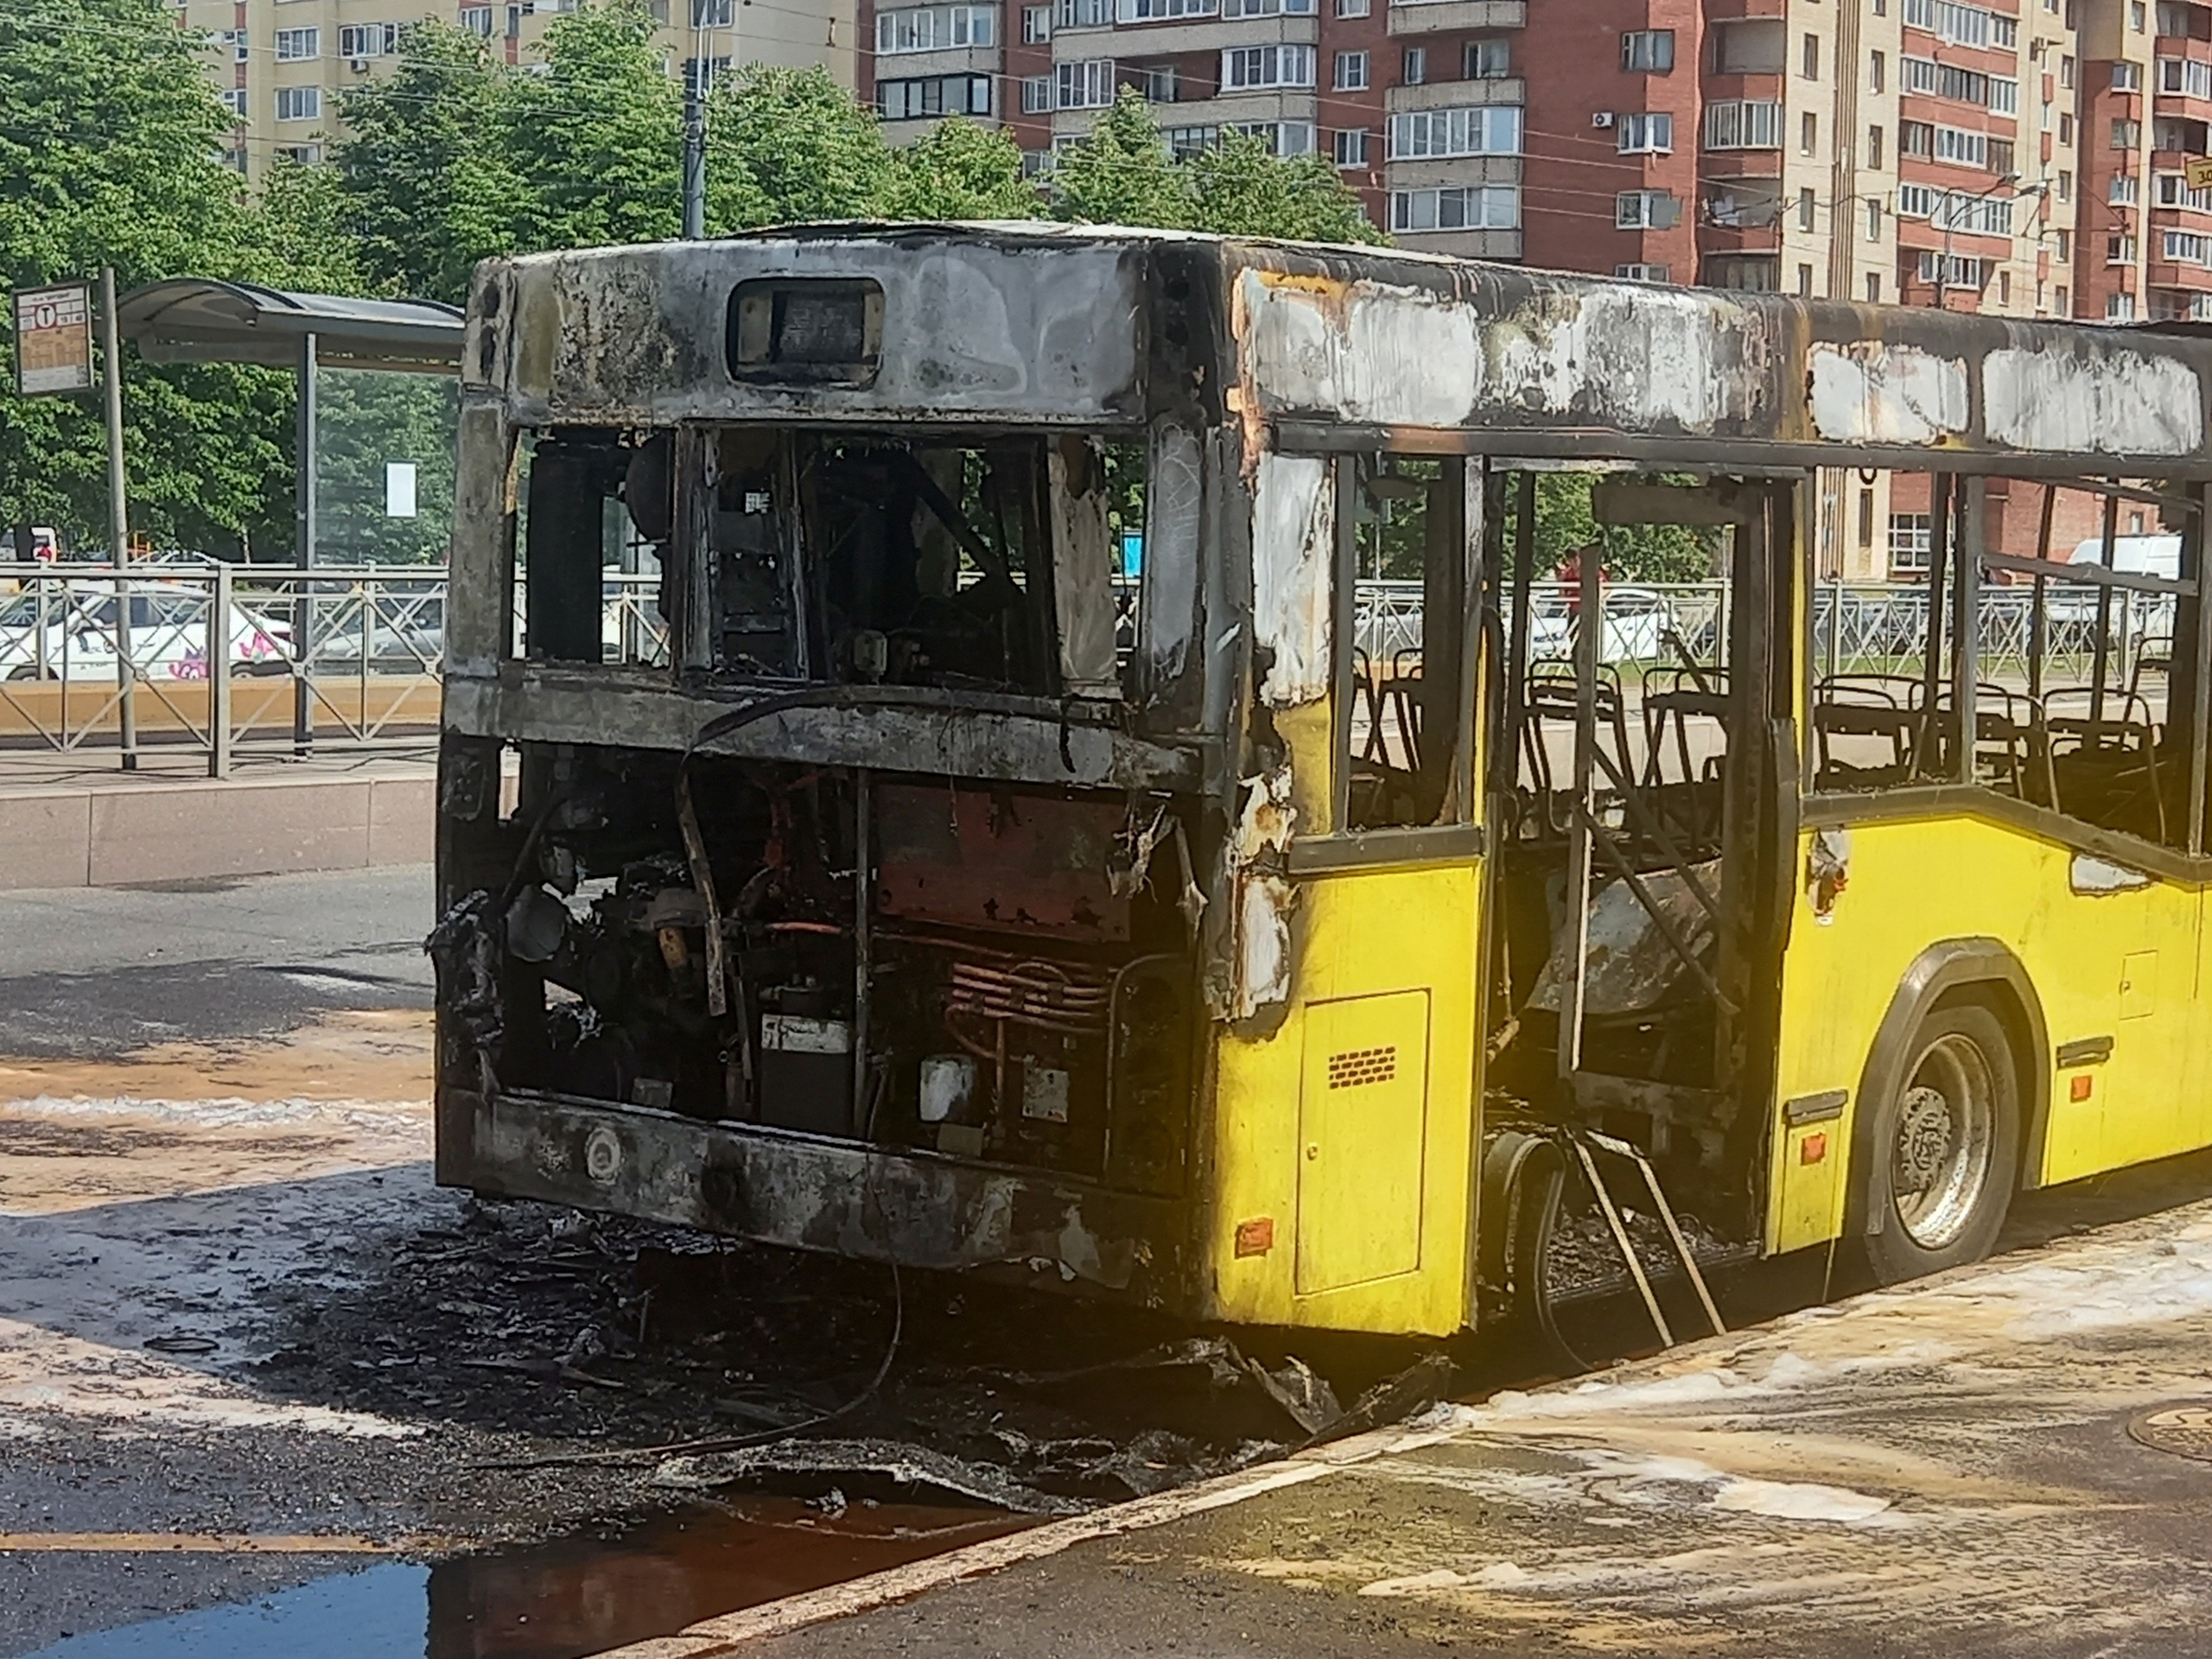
xmin=0 ymin=746 xmax=435 ymax=890
xmin=618 ymin=1173 xmax=2212 ymax=1659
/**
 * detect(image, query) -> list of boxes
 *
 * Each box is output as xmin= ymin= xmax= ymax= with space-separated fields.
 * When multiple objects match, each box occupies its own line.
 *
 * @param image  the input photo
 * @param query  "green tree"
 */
xmin=881 ymin=119 xmax=1041 ymax=222
xmin=329 ymin=21 xmax=523 ymax=303
xmin=0 ymin=0 xmax=297 ymax=556
xmin=1184 ymin=132 xmax=1376 ymax=243
xmin=1534 ymin=473 xmax=1720 ymax=583
xmin=1049 ymin=91 xmax=1195 ymax=231
xmin=507 ymin=2 xmax=681 ymax=252
xmin=706 ymin=64 xmax=892 ymax=230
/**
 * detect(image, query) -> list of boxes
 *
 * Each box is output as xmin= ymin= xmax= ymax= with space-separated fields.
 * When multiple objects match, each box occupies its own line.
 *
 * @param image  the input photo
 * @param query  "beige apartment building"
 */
xmin=180 ymin=0 xmax=856 ymax=179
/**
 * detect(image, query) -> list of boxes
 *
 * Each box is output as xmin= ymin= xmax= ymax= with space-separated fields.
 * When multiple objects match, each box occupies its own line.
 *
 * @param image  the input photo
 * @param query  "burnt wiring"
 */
xmin=474 ymin=1260 xmax=905 ymax=1471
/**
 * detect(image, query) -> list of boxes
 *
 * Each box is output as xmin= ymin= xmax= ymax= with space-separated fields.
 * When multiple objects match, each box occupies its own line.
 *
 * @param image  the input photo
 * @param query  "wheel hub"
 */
xmin=1895 ymin=1086 xmax=1955 ymax=1197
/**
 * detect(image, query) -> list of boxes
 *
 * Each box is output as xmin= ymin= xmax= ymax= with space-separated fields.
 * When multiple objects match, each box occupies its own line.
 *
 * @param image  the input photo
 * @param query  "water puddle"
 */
xmin=19 ymin=1498 xmax=1033 ymax=1659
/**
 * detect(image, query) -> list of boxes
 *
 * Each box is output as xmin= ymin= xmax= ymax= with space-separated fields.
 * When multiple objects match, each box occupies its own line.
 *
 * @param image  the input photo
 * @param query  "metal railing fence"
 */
xmin=0 ymin=565 xmax=2172 ymax=775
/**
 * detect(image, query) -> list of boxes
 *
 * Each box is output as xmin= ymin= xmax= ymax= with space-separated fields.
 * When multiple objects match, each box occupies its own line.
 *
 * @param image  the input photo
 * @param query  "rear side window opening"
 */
xmin=511 ymin=423 xmax=1160 ymax=703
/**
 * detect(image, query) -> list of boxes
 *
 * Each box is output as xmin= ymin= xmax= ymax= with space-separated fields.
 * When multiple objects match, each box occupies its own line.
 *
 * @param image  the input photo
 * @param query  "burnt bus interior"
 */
xmin=1471 ymin=458 xmax=2208 ymax=1319
xmin=438 ymin=417 xmax=1209 ymax=1202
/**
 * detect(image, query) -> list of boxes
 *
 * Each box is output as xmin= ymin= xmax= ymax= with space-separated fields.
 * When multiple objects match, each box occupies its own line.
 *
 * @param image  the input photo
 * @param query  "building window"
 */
xmin=1705 ymin=99 xmax=1782 ymax=148
xmin=1798 ymin=186 xmax=1816 ymax=229
xmin=1465 ymin=39 xmax=1510 ymax=77
xmin=1334 ymin=126 xmax=1369 ymax=167
xmin=1616 ymin=264 xmax=1671 ymax=281
xmin=1620 ymin=29 xmax=1674 ymax=71
xmin=273 ymin=26 xmax=319 ymax=59
xmin=1901 ymin=119 xmax=1934 ymax=157
xmin=1889 ymin=514 xmax=1932 ymax=575
xmin=1867 ymin=124 xmax=1885 ymax=167
xmin=460 ymin=6 xmax=493 ymax=33
xmin=1991 ymin=77 xmax=2018 ymax=114
xmin=2158 ymin=57 xmax=2212 ymax=98
xmin=2113 ymin=171 xmax=2141 ymax=204
xmin=2108 ymin=290 xmax=2139 ymax=318
xmin=1617 ymin=111 xmax=1675 ymax=152
xmin=1389 ymin=184 xmax=1520 ymax=232
xmin=1222 ymin=44 xmax=1315 ymax=89
xmin=1402 ymin=46 xmax=1427 ymax=84
xmin=1802 ymin=31 xmax=1821 ymax=77
xmin=692 ymin=0 xmax=737 ymax=21
xmin=1866 ymin=271 xmax=1882 ymax=301
xmin=2114 ymin=60 xmax=2142 ymax=91
xmin=2056 ymin=228 xmax=2071 ymax=259
xmin=1057 ymin=0 xmax=1109 ymax=22
xmin=1056 ymin=58 xmax=1115 ymax=105
xmin=1802 ymin=110 xmax=1818 ymax=153
xmin=2057 ymin=284 xmax=2070 ymax=314
xmin=219 ymin=87 xmax=247 ymax=118
xmin=1869 ymin=48 xmax=1885 ymax=92
xmin=1797 ymin=262 xmax=1815 ymax=295
xmin=2059 ymin=53 xmax=2075 ymax=88
xmin=2161 ymin=228 xmax=2208 ymax=261
xmin=1334 ymin=49 xmax=1369 ymax=90
xmin=1916 ymin=250 xmax=1985 ymax=287
xmin=1023 ymin=5 xmax=1052 ymax=41
xmin=1126 ymin=63 xmax=1177 ymax=99
xmin=274 ymin=86 xmax=321 ymax=121
xmin=339 ymin=23 xmax=398 ymax=56
xmin=2059 ymin=111 xmax=2075 ymax=143
xmin=1389 ymin=105 xmax=1523 ymax=158
xmin=2058 ymin=169 xmax=2072 ymax=202
xmin=1866 ymin=196 xmax=1884 ymax=238
xmin=1220 ymin=0 xmax=1313 ymax=15
xmin=220 ymin=29 xmax=247 ymax=62
xmin=878 ymin=73 xmax=994 ymax=118
xmin=1338 ymin=0 xmax=1370 ymax=14
xmin=1615 ymin=188 xmax=1678 ymax=228
xmin=876 ymin=4 xmax=996 ymax=53
xmin=2134 ymin=0 xmax=2148 ymax=27
xmin=1706 ymin=256 xmax=1779 ymax=289
xmin=1021 ymin=75 xmax=1051 ymax=111
xmin=274 ymin=143 xmax=321 ymax=165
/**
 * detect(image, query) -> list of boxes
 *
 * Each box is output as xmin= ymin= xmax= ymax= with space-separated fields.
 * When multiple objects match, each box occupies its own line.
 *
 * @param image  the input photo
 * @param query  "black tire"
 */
xmin=1857 ymin=998 xmax=2020 ymax=1287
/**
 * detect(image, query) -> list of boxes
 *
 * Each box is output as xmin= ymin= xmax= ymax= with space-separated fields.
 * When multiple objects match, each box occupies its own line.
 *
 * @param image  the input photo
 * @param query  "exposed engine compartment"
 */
xmin=433 ymin=745 xmax=1200 ymax=1199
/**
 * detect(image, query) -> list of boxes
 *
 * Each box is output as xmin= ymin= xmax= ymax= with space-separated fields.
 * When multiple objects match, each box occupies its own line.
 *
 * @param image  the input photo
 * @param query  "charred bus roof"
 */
xmin=467 ymin=223 xmax=2212 ymax=477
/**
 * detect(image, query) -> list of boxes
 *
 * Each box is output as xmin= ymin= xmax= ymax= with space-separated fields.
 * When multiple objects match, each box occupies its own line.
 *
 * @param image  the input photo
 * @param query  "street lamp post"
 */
xmin=1936 ymin=171 xmax=2019 ymax=311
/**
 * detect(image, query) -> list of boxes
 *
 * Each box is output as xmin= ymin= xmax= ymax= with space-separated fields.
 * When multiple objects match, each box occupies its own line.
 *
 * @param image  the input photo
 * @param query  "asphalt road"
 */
xmin=0 ymin=868 xmax=435 ymax=1058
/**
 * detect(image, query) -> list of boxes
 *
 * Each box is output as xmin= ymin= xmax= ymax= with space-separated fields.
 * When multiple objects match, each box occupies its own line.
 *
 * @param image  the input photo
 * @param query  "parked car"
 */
xmin=0 ymin=584 xmax=289 ymax=681
xmin=1528 ymin=584 xmax=1674 ymax=664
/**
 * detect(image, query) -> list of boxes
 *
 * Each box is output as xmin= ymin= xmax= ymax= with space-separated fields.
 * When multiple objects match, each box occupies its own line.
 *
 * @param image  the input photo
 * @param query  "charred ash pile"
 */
xmin=251 ymin=1197 xmax=1452 ymax=1519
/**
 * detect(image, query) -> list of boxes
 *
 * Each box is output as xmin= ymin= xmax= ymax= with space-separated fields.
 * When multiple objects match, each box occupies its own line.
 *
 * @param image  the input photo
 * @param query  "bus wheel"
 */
xmin=1860 ymin=999 xmax=2020 ymax=1286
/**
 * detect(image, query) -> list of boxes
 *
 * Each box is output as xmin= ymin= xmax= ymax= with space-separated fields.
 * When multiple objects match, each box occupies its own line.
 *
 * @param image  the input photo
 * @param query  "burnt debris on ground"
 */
xmin=245 ymin=1197 xmax=1459 ymax=1519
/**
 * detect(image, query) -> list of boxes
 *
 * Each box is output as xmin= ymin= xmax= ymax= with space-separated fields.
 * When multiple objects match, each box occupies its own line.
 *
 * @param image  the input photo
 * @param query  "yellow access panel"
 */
xmin=1294 ymin=989 xmax=1432 ymax=1294
xmin=1207 ymin=861 xmax=1480 ymax=1335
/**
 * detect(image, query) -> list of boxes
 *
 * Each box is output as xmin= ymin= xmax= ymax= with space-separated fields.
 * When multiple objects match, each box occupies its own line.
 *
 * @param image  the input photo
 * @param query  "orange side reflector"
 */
xmin=2071 ymin=1073 xmax=2094 ymax=1103
xmin=1234 ymin=1217 xmax=1275 ymax=1257
xmin=1800 ymin=1132 xmax=1827 ymax=1166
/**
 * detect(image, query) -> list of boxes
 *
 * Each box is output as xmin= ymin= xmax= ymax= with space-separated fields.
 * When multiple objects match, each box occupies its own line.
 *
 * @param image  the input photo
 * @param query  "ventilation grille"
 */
xmin=1327 ymin=1045 xmax=1398 ymax=1090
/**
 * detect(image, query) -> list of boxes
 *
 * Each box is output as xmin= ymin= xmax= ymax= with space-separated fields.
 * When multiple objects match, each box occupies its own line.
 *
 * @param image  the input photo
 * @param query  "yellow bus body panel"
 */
xmin=1770 ymin=812 xmax=2205 ymax=1255
xmin=1206 ymin=861 xmax=1483 ymax=1335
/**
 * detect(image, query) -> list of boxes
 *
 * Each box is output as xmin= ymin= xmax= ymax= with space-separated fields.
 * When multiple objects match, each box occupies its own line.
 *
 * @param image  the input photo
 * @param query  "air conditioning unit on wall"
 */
xmin=1592 ymin=111 xmax=1616 ymax=128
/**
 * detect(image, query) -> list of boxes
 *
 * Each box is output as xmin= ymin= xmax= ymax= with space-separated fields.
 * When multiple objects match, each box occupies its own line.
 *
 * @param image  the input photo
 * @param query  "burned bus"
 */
xmin=435 ymin=224 xmax=2212 ymax=1341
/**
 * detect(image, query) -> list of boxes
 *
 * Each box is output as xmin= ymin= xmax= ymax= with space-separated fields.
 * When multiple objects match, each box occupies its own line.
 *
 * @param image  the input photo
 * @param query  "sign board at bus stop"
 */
xmin=2189 ymin=157 xmax=2212 ymax=194
xmin=12 ymin=283 xmax=93 ymax=396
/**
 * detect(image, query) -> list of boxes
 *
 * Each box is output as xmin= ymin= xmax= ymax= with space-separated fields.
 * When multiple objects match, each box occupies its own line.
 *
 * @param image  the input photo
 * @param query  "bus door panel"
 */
xmin=1205 ymin=453 xmax=1484 ymax=1337
xmin=2040 ymin=864 xmax=2198 ymax=1181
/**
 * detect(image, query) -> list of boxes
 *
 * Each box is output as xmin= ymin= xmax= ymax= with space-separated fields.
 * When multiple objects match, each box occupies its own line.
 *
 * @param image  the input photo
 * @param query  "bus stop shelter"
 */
xmin=116 ymin=279 xmax=464 ymax=750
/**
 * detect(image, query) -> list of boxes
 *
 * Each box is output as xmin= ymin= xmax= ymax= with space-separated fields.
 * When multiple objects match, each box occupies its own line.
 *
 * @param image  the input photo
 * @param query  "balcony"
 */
xmin=1387 ymin=0 xmax=1527 ymax=35
xmin=1383 ymin=155 xmax=1522 ymax=190
xmin=1385 ymin=77 xmax=1524 ymax=111
xmin=1393 ymin=227 xmax=1523 ymax=258
xmin=1052 ymin=13 xmax=1317 ymax=59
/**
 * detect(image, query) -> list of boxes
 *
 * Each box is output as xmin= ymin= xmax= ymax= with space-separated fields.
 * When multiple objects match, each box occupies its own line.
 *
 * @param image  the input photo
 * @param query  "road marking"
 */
xmin=582 ymin=1455 xmax=1347 ymax=1659
xmin=0 ymin=1532 xmax=410 ymax=1554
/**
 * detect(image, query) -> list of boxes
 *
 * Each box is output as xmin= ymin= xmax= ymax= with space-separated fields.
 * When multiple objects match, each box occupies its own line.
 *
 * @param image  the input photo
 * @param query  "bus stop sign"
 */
xmin=13 ymin=283 xmax=93 ymax=396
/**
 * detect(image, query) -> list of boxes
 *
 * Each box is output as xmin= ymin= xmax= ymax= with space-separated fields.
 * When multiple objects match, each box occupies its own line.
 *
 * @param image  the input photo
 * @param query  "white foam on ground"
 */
xmin=0 ymin=1094 xmax=429 ymax=1128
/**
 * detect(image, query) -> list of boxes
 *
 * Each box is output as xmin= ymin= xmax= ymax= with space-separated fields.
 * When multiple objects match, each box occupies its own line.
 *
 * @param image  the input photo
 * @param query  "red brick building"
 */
xmin=855 ymin=0 xmax=2168 ymax=574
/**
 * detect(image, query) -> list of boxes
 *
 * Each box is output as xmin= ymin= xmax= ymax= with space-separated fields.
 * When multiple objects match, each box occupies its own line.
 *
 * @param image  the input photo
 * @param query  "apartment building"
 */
xmin=180 ymin=0 xmax=856 ymax=180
